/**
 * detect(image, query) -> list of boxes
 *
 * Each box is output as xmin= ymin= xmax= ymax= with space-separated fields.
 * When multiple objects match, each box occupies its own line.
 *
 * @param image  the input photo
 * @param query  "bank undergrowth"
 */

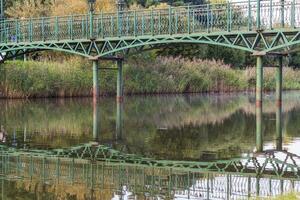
xmin=0 ymin=56 xmax=300 ymax=98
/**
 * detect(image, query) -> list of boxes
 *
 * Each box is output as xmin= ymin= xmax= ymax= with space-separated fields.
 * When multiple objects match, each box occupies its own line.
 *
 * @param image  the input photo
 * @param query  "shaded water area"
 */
xmin=0 ymin=91 xmax=300 ymax=199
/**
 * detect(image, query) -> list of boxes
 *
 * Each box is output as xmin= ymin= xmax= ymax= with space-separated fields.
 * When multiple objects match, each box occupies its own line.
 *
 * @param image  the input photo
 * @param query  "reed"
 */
xmin=0 ymin=56 xmax=300 ymax=98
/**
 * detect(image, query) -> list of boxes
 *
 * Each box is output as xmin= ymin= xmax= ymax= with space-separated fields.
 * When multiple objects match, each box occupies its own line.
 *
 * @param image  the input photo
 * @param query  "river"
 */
xmin=0 ymin=91 xmax=299 ymax=199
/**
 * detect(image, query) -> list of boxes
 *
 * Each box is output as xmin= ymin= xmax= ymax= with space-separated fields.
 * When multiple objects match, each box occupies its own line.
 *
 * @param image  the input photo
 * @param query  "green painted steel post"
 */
xmin=281 ymin=0 xmax=284 ymax=28
xmin=93 ymin=99 xmax=99 ymax=142
xmin=142 ymin=13 xmax=145 ymax=35
xmin=175 ymin=11 xmax=178 ymax=34
xmin=276 ymin=99 xmax=283 ymax=150
xmin=70 ymin=15 xmax=74 ymax=40
xmin=256 ymin=56 xmax=263 ymax=152
xmin=117 ymin=10 xmax=120 ymax=37
xmin=269 ymin=0 xmax=273 ymax=29
xmin=210 ymin=6 xmax=214 ymax=32
xmin=192 ymin=9 xmax=195 ymax=33
xmin=117 ymin=60 xmax=123 ymax=102
xmin=116 ymin=100 xmax=123 ymax=142
xmin=0 ymin=0 xmax=3 ymax=19
xmin=55 ymin=17 xmax=59 ymax=40
xmin=276 ymin=56 xmax=283 ymax=150
xmin=187 ymin=5 xmax=190 ymax=34
xmin=169 ymin=6 xmax=172 ymax=35
xmin=90 ymin=13 xmax=94 ymax=39
xmin=248 ymin=0 xmax=252 ymax=31
xmin=41 ymin=17 xmax=45 ymax=41
xmin=276 ymin=56 xmax=283 ymax=107
xmin=15 ymin=19 xmax=18 ymax=43
xmin=207 ymin=4 xmax=210 ymax=33
xmin=158 ymin=11 xmax=161 ymax=34
xmin=256 ymin=0 xmax=261 ymax=29
xmin=134 ymin=11 xmax=137 ymax=36
xmin=151 ymin=8 xmax=154 ymax=35
xmin=92 ymin=60 xmax=99 ymax=105
xmin=291 ymin=0 xmax=295 ymax=28
xmin=100 ymin=12 xmax=104 ymax=38
xmin=89 ymin=5 xmax=94 ymax=39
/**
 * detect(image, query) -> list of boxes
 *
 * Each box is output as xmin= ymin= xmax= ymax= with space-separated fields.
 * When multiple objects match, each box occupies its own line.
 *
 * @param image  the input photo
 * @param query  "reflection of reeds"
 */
xmin=1 ymin=92 xmax=300 ymax=150
xmin=143 ymin=93 xmax=300 ymax=129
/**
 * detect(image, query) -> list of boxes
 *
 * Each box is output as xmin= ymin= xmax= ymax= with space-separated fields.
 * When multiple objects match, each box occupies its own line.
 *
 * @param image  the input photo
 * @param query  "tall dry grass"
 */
xmin=0 ymin=56 xmax=300 ymax=98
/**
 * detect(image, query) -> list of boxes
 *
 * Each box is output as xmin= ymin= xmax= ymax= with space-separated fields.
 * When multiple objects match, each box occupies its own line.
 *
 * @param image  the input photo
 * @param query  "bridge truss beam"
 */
xmin=0 ymin=30 xmax=300 ymax=61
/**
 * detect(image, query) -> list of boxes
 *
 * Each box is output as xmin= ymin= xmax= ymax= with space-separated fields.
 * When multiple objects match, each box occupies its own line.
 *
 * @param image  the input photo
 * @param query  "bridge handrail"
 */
xmin=0 ymin=0 xmax=273 ymax=22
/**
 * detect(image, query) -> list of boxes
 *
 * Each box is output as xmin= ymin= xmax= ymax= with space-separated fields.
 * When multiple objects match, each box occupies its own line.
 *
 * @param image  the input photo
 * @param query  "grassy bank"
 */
xmin=0 ymin=56 xmax=300 ymax=98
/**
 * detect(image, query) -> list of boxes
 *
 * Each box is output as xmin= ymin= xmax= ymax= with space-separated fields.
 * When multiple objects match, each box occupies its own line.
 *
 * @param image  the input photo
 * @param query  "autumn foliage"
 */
xmin=6 ymin=0 xmax=116 ymax=18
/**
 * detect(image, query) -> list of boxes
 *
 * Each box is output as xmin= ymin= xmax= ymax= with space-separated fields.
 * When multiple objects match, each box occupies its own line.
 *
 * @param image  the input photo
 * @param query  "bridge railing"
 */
xmin=0 ymin=0 xmax=299 ymax=44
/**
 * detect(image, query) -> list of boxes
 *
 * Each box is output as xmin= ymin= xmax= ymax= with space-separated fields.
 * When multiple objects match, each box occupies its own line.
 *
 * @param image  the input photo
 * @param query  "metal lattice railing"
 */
xmin=0 ymin=0 xmax=299 ymax=44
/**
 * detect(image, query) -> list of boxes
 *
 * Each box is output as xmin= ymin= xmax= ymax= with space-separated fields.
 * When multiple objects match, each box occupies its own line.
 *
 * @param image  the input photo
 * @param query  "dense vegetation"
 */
xmin=0 ymin=55 xmax=300 ymax=98
xmin=0 ymin=0 xmax=299 ymax=98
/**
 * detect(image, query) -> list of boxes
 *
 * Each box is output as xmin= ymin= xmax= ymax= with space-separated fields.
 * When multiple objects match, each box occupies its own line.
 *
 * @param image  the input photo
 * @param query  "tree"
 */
xmin=51 ymin=0 xmax=115 ymax=16
xmin=6 ymin=0 xmax=116 ymax=18
xmin=126 ymin=0 xmax=206 ymax=7
xmin=6 ymin=0 xmax=52 ymax=18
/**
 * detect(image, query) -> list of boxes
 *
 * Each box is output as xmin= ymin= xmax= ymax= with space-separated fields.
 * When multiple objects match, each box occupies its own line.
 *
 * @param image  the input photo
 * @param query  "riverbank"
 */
xmin=0 ymin=57 xmax=300 ymax=98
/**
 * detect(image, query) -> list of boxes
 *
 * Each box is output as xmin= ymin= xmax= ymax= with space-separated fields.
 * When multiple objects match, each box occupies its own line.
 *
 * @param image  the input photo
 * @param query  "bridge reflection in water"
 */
xmin=0 ymin=94 xmax=299 ymax=199
xmin=0 ymin=150 xmax=299 ymax=200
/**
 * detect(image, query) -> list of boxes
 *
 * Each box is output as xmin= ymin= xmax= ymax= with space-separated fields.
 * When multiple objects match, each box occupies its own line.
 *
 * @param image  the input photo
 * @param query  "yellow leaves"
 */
xmin=6 ymin=0 xmax=52 ymax=18
xmin=95 ymin=0 xmax=116 ymax=12
xmin=6 ymin=0 xmax=116 ymax=18
xmin=148 ymin=3 xmax=169 ymax=9
xmin=51 ymin=0 xmax=116 ymax=16
xmin=128 ymin=3 xmax=142 ymax=10
xmin=129 ymin=2 xmax=168 ymax=11
xmin=51 ymin=0 xmax=88 ymax=16
xmin=209 ymin=0 xmax=227 ymax=4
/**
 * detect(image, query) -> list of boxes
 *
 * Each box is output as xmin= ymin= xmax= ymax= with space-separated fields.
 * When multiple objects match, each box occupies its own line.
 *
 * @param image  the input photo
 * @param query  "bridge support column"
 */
xmin=276 ymin=56 xmax=283 ymax=150
xmin=256 ymin=55 xmax=263 ymax=152
xmin=92 ymin=59 xmax=99 ymax=105
xmin=116 ymin=100 xmax=123 ymax=142
xmin=116 ymin=59 xmax=124 ymax=103
xmin=93 ymin=100 xmax=99 ymax=142
xmin=92 ymin=59 xmax=100 ymax=142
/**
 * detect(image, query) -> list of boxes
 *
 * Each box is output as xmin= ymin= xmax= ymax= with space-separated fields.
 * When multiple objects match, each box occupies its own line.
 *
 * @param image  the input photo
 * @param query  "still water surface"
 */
xmin=0 ymin=92 xmax=300 ymax=199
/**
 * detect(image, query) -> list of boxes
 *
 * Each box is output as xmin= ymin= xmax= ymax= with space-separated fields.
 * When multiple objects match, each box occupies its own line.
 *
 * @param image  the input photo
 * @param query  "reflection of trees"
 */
xmin=286 ymin=108 xmax=300 ymax=137
xmin=0 ymin=99 xmax=94 ymax=148
xmin=2 ymin=180 xmax=113 ymax=200
xmin=118 ymin=93 xmax=300 ymax=160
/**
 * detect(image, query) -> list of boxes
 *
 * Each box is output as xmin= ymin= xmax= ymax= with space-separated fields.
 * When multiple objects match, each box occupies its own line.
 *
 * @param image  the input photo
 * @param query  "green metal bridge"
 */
xmin=0 ymin=0 xmax=298 ymax=102
xmin=0 ymin=0 xmax=299 ymax=104
xmin=0 ymin=0 xmax=299 ymax=60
